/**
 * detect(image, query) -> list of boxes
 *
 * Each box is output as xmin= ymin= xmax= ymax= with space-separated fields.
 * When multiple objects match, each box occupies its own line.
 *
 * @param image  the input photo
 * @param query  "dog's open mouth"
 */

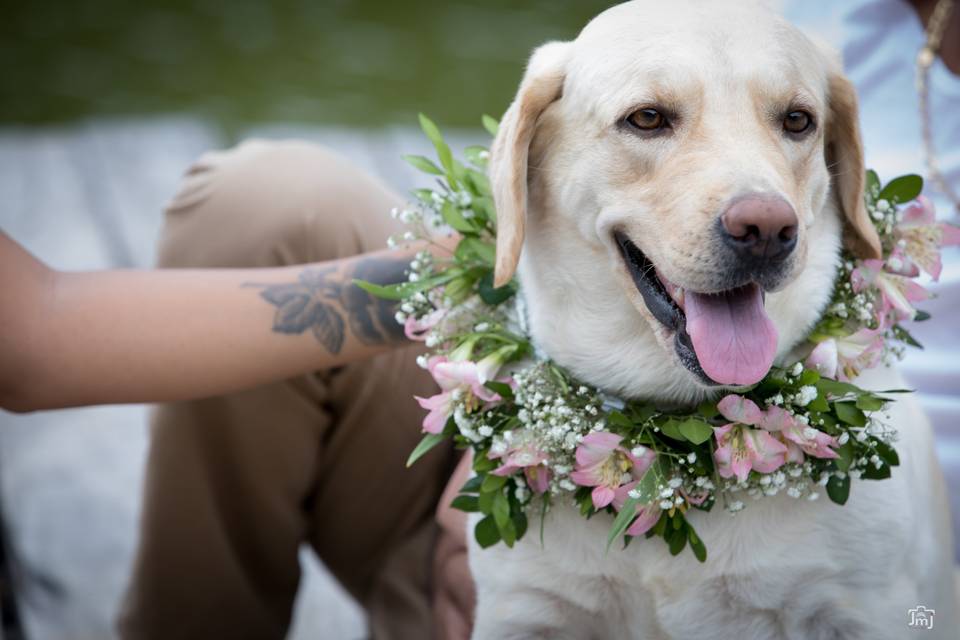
xmin=614 ymin=232 xmax=778 ymax=387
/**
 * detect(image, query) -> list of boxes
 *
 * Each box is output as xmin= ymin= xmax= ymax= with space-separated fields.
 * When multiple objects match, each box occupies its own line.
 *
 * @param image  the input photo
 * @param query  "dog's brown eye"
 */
xmin=628 ymin=108 xmax=667 ymax=131
xmin=783 ymin=110 xmax=812 ymax=135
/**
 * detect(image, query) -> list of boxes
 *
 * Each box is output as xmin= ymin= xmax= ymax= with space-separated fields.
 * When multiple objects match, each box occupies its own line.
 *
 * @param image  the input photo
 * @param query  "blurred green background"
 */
xmin=0 ymin=0 xmax=614 ymax=135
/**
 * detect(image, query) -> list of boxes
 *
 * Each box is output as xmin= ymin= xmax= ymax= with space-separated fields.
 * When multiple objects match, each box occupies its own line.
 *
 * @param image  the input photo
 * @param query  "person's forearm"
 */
xmin=1 ymin=242 xmax=426 ymax=411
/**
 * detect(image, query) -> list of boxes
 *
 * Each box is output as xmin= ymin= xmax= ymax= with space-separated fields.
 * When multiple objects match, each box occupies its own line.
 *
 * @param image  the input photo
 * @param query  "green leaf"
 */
xmin=484 ymin=380 xmax=514 ymax=399
xmin=892 ymin=324 xmax=924 ymax=349
xmin=402 ymin=154 xmax=443 ymax=175
xmin=478 ymin=489 xmax=494 ymax=514
xmin=633 ymin=459 xmax=664 ymax=505
xmin=855 ymin=394 xmax=885 ymax=412
xmin=697 ymin=402 xmax=719 ymax=419
xmin=808 ymin=393 xmax=830 ymax=412
xmin=606 ymin=496 xmax=639 ymax=551
xmin=835 ymin=401 xmax=867 ymax=427
xmin=512 ymin=510 xmax=528 ymax=541
xmin=878 ymin=174 xmax=923 ymax=205
xmin=442 ymin=200 xmax=476 ymax=234
xmin=862 ymin=463 xmax=892 ymax=480
xmin=456 ymin=237 xmax=496 ymax=266
xmin=418 ymin=113 xmax=456 ymax=181
xmin=865 ymin=169 xmax=881 ymax=205
xmin=492 ymin=491 xmax=511 ymax=528
xmin=482 ymin=114 xmax=500 ymax=137
xmin=478 ymin=272 xmax=516 ymax=305
xmin=816 ymin=379 xmax=863 ymax=398
xmin=354 ymin=270 xmax=458 ymax=301
xmin=668 ymin=524 xmax=688 ymax=556
xmin=873 ymin=439 xmax=900 ymax=466
xmin=835 ymin=441 xmax=854 ymax=472
xmin=608 ymin=410 xmax=634 ymax=429
xmin=461 ymin=475 xmax=483 ymax=493
xmin=687 ymin=524 xmax=707 ymax=562
xmin=481 ymin=473 xmax=508 ymax=493
xmin=451 ymin=495 xmax=480 ymax=512
xmin=678 ymin=418 xmax=714 ymax=445
xmin=659 ymin=418 xmax=684 ymax=441
xmin=799 ymin=368 xmax=821 ymax=386
xmin=464 ymin=145 xmax=489 ymax=167
xmin=352 ymin=279 xmax=408 ymax=301
xmin=406 ymin=433 xmax=446 ymax=467
xmin=474 ymin=515 xmax=501 ymax=548
xmin=826 ymin=474 xmax=851 ymax=505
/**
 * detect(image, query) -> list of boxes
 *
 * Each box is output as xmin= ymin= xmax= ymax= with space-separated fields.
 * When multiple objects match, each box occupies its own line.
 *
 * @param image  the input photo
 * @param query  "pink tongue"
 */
xmin=683 ymin=284 xmax=778 ymax=386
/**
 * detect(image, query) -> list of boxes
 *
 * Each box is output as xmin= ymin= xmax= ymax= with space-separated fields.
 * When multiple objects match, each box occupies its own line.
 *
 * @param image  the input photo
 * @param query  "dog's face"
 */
xmin=489 ymin=0 xmax=881 ymax=403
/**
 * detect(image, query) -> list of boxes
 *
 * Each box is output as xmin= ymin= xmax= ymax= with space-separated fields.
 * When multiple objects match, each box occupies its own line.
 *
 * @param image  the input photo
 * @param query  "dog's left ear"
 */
xmin=824 ymin=72 xmax=882 ymax=260
xmin=490 ymin=41 xmax=571 ymax=287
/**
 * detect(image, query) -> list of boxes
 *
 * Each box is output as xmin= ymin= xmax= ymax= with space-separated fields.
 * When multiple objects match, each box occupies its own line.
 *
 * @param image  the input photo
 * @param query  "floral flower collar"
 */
xmin=359 ymin=115 xmax=959 ymax=560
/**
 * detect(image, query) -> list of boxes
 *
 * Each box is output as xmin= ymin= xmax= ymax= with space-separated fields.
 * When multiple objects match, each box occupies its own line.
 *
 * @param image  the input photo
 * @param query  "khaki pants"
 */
xmin=117 ymin=140 xmax=467 ymax=639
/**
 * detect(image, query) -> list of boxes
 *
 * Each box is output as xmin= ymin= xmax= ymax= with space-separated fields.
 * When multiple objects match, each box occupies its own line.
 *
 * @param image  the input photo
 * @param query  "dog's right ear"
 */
xmin=490 ymin=41 xmax=571 ymax=287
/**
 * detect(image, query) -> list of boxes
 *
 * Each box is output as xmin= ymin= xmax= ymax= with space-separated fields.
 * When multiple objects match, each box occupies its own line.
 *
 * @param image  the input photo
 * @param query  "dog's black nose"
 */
xmin=720 ymin=195 xmax=798 ymax=261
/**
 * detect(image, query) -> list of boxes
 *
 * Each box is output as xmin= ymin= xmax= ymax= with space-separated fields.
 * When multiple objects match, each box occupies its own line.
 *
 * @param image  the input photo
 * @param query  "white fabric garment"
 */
xmin=782 ymin=0 xmax=960 ymax=435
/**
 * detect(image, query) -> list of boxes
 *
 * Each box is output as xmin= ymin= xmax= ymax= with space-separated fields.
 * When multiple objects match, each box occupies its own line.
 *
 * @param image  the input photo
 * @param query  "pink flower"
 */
xmin=712 ymin=395 xmax=789 ymax=482
xmin=783 ymin=425 xmax=839 ymax=459
xmin=805 ymin=339 xmax=839 ymax=378
xmin=490 ymin=441 xmax=552 ymax=494
xmin=895 ymin=195 xmax=960 ymax=281
xmin=569 ymin=432 xmax=654 ymax=509
xmin=754 ymin=404 xmax=839 ymax=460
xmin=413 ymin=354 xmax=504 ymax=434
xmin=404 ymin=308 xmax=446 ymax=341
xmin=805 ymin=329 xmax=884 ymax=381
xmin=851 ymin=259 xmax=929 ymax=323
xmin=713 ymin=423 xmax=788 ymax=482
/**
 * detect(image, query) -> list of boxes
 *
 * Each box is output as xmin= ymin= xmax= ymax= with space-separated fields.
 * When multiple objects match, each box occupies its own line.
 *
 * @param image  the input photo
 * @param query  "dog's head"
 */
xmin=489 ymin=0 xmax=881 ymax=403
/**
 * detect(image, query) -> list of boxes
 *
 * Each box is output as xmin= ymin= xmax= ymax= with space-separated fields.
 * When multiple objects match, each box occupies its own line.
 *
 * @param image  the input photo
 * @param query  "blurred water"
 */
xmin=0 ymin=0 xmax=614 ymax=135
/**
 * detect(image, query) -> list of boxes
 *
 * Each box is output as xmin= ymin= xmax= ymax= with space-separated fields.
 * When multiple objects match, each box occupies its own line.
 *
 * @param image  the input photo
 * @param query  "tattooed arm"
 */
xmin=0 ymin=231 xmax=439 ymax=412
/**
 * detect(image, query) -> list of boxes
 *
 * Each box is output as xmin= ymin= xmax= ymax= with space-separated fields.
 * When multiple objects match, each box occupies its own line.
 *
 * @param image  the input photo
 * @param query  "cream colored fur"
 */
xmin=469 ymin=1 xmax=958 ymax=638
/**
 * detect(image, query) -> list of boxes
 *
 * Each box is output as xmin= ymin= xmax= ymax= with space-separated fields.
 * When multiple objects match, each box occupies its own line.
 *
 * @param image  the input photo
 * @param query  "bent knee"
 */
xmin=158 ymin=139 xmax=403 ymax=268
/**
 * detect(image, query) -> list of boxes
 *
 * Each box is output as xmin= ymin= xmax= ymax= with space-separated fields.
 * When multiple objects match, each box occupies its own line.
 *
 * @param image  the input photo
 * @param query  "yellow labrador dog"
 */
xmin=469 ymin=1 xmax=958 ymax=638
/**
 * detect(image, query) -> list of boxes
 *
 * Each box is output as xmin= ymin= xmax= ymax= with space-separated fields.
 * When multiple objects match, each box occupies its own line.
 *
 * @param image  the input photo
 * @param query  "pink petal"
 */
xmin=729 ymin=454 xmax=753 ymax=483
xmin=525 ymin=466 xmax=551 ymax=494
xmin=415 ymin=392 xmax=451 ymax=411
xmin=431 ymin=360 xmax=481 ymax=391
xmin=744 ymin=429 xmax=787 ymax=473
xmin=575 ymin=432 xmax=622 ymax=467
xmin=761 ymin=405 xmax=797 ymax=432
xmin=421 ymin=407 xmax=449 ymax=434
xmin=592 ymin=485 xmax=616 ymax=509
xmin=492 ymin=463 xmax=519 ymax=477
xmin=900 ymin=196 xmax=935 ymax=225
xmin=626 ymin=507 xmax=661 ymax=536
xmin=783 ymin=439 xmax=805 ymax=464
xmin=717 ymin=395 xmax=764 ymax=425
xmin=569 ymin=469 xmax=599 ymax=487
xmin=611 ymin=480 xmax=639 ymax=511
xmin=713 ymin=442 xmax=735 ymax=479
xmin=940 ymin=222 xmax=960 ymax=247
xmin=805 ymin=339 xmax=838 ymax=379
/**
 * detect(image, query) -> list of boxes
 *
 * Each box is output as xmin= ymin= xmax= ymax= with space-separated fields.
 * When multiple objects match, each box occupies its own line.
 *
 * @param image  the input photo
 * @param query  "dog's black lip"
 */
xmin=614 ymin=231 xmax=718 ymax=386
